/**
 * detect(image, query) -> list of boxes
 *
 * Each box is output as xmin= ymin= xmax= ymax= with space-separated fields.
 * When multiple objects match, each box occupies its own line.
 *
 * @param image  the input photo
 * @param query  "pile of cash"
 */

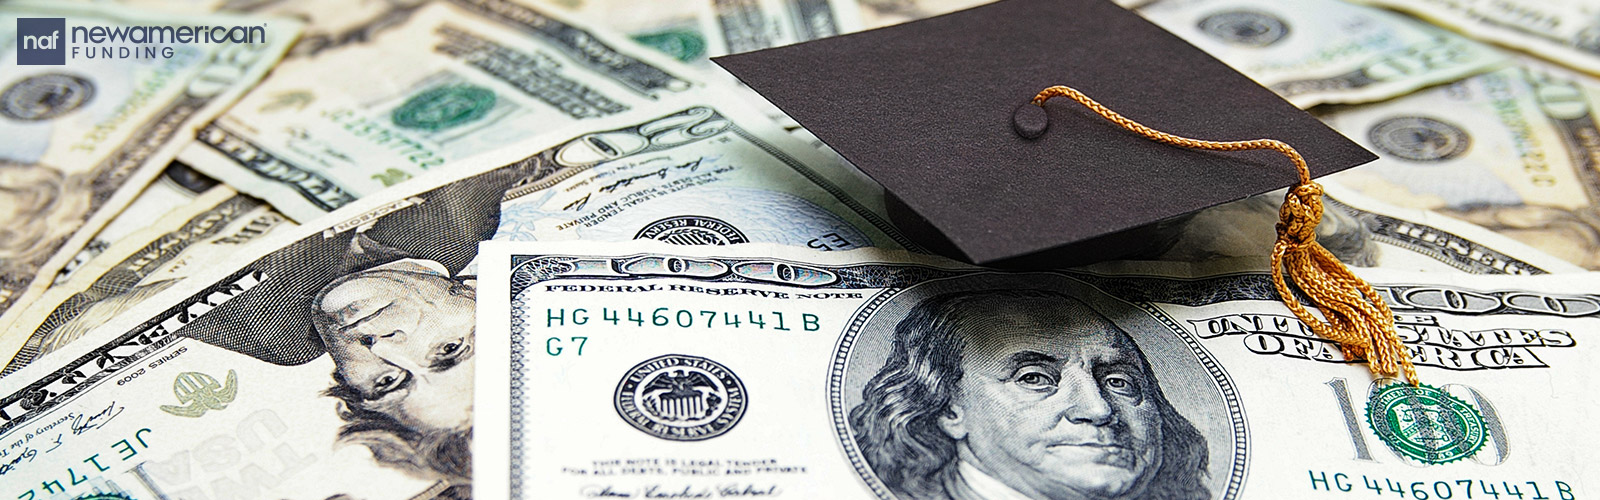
xmin=1 ymin=0 xmax=1597 ymax=498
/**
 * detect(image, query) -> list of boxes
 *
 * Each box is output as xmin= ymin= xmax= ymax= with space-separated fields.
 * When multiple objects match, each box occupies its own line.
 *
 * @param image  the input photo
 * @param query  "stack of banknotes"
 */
xmin=1 ymin=0 xmax=1598 ymax=498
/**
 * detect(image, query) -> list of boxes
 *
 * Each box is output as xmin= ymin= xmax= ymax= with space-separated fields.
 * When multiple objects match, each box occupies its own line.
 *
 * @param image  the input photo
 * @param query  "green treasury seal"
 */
xmin=1366 ymin=383 xmax=1486 ymax=464
xmin=392 ymin=84 xmax=497 ymax=131
xmin=632 ymin=29 xmax=708 ymax=62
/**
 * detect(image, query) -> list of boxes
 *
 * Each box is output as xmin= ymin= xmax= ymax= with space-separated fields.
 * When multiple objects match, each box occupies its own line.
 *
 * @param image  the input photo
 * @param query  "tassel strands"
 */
xmin=1030 ymin=85 xmax=1418 ymax=386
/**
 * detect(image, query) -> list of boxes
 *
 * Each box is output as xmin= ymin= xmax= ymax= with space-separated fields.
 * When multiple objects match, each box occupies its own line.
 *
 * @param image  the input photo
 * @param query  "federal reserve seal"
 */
xmin=391 ymin=84 xmax=496 ymax=131
xmin=1365 ymin=383 xmax=1486 ymax=464
xmin=1 ymin=73 xmax=95 ymax=121
xmin=615 ymin=354 xmax=747 ymax=441
xmin=634 ymin=216 xmax=750 ymax=245
xmin=1368 ymin=116 xmax=1472 ymax=162
xmin=1197 ymin=10 xmax=1289 ymax=47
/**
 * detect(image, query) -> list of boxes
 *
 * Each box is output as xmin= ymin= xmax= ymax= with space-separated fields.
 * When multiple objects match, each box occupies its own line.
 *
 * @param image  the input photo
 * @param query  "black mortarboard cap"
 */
xmin=714 ymin=0 xmax=1376 ymax=268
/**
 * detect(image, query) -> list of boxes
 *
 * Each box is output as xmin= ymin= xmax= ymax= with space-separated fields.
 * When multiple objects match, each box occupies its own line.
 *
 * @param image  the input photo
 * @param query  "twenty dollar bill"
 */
xmin=1321 ymin=62 xmax=1600 ymax=269
xmin=0 ymin=187 xmax=295 ymax=376
xmin=177 ymin=0 xmax=704 ymax=222
xmin=1137 ymin=0 xmax=1508 ymax=107
xmin=1349 ymin=0 xmax=1600 ymax=76
xmin=0 ymin=2 xmax=298 ymax=318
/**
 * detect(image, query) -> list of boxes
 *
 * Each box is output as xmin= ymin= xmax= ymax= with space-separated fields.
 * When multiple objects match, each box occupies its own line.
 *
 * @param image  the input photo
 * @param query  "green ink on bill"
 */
xmin=632 ymin=29 xmax=708 ymax=62
xmin=159 ymin=370 xmax=239 ymax=418
xmin=391 ymin=85 xmax=498 ymax=131
xmin=1366 ymin=382 xmax=1487 ymax=464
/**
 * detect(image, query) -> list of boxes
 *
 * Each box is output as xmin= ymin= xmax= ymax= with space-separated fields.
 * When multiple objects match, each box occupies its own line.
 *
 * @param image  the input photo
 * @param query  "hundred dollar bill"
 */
xmin=1348 ymin=0 xmax=1600 ymax=77
xmin=1153 ymin=183 xmax=1584 ymax=274
xmin=1135 ymin=0 xmax=1509 ymax=108
xmin=0 ymin=2 xmax=299 ymax=319
xmin=176 ymin=0 xmax=706 ymax=223
xmin=1319 ymin=63 xmax=1600 ymax=269
xmin=475 ymin=240 xmax=1600 ymax=499
xmin=0 ymin=187 xmax=295 ymax=377
xmin=0 ymin=95 xmax=907 ymax=498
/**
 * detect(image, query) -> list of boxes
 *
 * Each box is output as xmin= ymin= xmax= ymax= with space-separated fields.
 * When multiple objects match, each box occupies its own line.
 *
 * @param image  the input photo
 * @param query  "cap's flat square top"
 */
xmin=715 ymin=0 xmax=1375 ymax=264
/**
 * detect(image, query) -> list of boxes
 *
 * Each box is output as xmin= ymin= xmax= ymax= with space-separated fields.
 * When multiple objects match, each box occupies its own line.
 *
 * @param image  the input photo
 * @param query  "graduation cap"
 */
xmin=715 ymin=0 xmax=1419 ymax=384
xmin=714 ymin=0 xmax=1376 ymax=268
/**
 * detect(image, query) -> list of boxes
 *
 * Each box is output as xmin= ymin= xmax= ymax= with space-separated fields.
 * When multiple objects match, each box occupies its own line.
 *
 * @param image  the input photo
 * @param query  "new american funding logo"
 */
xmin=15 ymin=17 xmax=268 ymax=65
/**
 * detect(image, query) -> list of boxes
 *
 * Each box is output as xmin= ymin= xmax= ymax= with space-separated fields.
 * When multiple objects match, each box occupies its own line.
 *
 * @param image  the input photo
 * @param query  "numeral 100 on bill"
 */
xmin=1326 ymin=377 xmax=1508 ymax=466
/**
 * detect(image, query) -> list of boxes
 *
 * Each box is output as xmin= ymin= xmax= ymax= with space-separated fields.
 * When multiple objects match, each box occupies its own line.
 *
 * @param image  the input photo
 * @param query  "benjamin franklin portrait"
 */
xmin=841 ymin=276 xmax=1240 ymax=500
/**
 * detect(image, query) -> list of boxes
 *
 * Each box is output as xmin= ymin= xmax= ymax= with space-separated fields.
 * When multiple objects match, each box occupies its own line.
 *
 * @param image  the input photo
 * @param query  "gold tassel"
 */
xmin=1032 ymin=85 xmax=1418 ymax=385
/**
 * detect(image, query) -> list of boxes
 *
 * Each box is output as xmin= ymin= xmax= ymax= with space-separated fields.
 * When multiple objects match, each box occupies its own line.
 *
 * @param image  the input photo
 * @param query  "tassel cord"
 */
xmin=1032 ymin=85 xmax=1418 ymax=386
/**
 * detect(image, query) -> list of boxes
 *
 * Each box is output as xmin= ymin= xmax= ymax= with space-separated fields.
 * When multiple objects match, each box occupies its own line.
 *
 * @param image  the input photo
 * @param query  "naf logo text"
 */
xmin=15 ymin=18 xmax=65 ymax=65
xmin=13 ymin=16 xmax=268 ymax=65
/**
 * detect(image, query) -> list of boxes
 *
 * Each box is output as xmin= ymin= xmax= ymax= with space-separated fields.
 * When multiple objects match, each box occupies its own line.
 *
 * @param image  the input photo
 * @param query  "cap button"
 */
xmin=1012 ymin=103 xmax=1048 ymax=139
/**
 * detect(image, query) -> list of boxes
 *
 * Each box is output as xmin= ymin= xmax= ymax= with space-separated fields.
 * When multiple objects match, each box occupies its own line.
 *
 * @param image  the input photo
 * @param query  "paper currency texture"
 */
xmin=1349 ymin=0 xmax=1600 ymax=76
xmin=0 ymin=188 xmax=295 ymax=376
xmin=1322 ymin=63 xmax=1600 ymax=269
xmin=1137 ymin=0 xmax=1508 ymax=107
xmin=177 ymin=0 xmax=704 ymax=222
xmin=477 ymin=241 xmax=1600 ymax=499
xmin=0 ymin=2 xmax=299 ymax=318
xmin=0 ymin=94 xmax=904 ymax=499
